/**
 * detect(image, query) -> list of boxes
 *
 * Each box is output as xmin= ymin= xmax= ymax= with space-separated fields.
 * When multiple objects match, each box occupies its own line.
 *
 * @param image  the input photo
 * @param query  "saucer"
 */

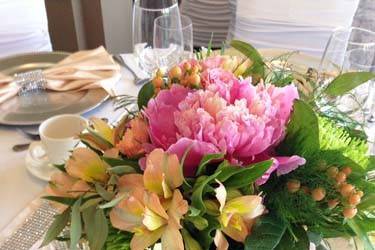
xmin=25 ymin=142 xmax=58 ymax=181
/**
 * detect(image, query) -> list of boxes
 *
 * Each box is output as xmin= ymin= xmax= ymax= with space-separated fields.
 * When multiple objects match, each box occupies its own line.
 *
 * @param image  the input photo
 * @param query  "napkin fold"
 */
xmin=0 ymin=46 xmax=121 ymax=104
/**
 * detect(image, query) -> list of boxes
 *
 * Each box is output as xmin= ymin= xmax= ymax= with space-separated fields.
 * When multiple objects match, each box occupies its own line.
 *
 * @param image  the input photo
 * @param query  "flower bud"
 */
xmin=343 ymin=207 xmax=357 ymax=219
xmin=348 ymin=194 xmax=361 ymax=206
xmin=287 ymin=180 xmax=300 ymax=193
xmin=335 ymin=171 xmax=347 ymax=184
xmin=326 ymin=166 xmax=339 ymax=178
xmin=188 ymin=74 xmax=201 ymax=88
xmin=341 ymin=166 xmax=352 ymax=176
xmin=183 ymin=61 xmax=192 ymax=71
xmin=155 ymin=68 xmax=164 ymax=78
xmin=311 ymin=187 xmax=326 ymax=201
xmin=169 ymin=66 xmax=182 ymax=80
xmin=191 ymin=65 xmax=201 ymax=74
xmin=328 ymin=199 xmax=339 ymax=209
xmin=340 ymin=183 xmax=354 ymax=197
xmin=152 ymin=76 xmax=164 ymax=88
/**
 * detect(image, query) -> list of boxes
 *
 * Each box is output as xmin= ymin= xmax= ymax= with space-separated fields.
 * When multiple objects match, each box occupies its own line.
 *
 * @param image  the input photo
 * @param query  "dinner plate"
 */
xmin=0 ymin=52 xmax=108 ymax=125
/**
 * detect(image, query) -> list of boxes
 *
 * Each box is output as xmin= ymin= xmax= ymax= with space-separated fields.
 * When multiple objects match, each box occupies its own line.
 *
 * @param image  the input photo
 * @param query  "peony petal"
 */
xmin=214 ymin=230 xmax=229 ymax=250
xmin=275 ymin=155 xmax=306 ymax=176
xmin=130 ymin=228 xmax=164 ymax=250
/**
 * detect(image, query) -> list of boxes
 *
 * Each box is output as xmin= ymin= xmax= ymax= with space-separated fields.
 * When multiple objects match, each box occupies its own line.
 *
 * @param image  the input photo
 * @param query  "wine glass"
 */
xmin=132 ymin=0 xmax=181 ymax=75
xmin=319 ymin=27 xmax=375 ymax=123
xmin=153 ymin=15 xmax=193 ymax=71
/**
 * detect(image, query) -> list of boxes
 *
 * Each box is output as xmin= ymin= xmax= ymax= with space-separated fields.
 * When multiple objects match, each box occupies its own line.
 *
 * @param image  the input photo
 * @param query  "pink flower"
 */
xmin=144 ymin=75 xmax=302 ymax=180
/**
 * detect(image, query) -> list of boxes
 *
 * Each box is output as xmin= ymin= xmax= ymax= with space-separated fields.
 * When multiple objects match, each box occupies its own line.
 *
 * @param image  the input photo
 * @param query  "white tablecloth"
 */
xmin=0 ymin=62 xmax=141 ymax=231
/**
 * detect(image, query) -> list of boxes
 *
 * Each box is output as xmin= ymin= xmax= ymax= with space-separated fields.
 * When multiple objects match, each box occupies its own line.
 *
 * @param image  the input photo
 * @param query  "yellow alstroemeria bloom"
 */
xmin=143 ymin=149 xmax=184 ymax=199
xmin=66 ymin=147 xmax=109 ymax=183
xmin=214 ymin=181 xmax=265 ymax=249
xmin=110 ymin=189 xmax=188 ymax=250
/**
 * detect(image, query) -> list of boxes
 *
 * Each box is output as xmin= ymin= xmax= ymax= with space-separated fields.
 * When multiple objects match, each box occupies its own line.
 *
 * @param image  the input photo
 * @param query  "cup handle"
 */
xmin=28 ymin=141 xmax=48 ymax=164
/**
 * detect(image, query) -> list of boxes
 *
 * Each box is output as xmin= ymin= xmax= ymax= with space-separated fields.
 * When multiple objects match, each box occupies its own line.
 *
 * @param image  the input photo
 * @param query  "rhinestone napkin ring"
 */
xmin=14 ymin=70 xmax=46 ymax=96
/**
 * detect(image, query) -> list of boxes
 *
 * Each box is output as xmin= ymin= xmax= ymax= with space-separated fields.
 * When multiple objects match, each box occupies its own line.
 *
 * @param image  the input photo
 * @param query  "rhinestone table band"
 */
xmin=0 ymin=201 xmax=58 ymax=250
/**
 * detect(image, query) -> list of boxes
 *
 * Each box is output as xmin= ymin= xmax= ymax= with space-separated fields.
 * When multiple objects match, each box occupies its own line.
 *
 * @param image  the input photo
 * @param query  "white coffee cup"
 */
xmin=26 ymin=114 xmax=87 ymax=180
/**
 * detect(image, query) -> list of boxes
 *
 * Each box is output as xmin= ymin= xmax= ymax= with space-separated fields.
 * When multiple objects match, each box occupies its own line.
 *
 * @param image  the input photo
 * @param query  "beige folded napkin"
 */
xmin=0 ymin=46 xmax=121 ymax=104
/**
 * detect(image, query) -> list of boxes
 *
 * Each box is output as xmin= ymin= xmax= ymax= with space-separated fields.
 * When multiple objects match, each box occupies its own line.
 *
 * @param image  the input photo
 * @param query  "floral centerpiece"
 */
xmin=41 ymin=41 xmax=375 ymax=250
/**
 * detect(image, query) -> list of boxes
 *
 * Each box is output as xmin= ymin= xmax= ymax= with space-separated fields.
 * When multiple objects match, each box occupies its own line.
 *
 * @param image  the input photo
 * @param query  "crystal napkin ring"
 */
xmin=14 ymin=70 xmax=46 ymax=96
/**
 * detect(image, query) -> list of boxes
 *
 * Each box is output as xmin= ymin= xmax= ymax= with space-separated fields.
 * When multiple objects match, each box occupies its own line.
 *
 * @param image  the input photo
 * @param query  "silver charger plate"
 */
xmin=0 ymin=52 xmax=108 ymax=125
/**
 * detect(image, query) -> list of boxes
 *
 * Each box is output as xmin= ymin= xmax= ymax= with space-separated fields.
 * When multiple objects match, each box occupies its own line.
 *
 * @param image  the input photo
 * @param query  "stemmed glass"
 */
xmin=132 ymin=0 xmax=181 ymax=75
xmin=319 ymin=27 xmax=375 ymax=123
xmin=153 ymin=15 xmax=193 ymax=71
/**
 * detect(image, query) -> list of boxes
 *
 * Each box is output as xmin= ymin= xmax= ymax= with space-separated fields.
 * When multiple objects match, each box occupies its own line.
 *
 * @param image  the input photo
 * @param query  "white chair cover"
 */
xmin=0 ymin=0 xmax=52 ymax=58
xmin=228 ymin=0 xmax=360 ymax=57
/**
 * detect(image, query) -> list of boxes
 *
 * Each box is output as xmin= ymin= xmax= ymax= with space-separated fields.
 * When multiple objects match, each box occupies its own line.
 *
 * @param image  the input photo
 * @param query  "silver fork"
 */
xmin=113 ymin=55 xmax=149 ymax=85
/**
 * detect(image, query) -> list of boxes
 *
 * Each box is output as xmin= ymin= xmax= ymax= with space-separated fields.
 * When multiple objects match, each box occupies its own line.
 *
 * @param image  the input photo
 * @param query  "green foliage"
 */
xmin=245 ymin=214 xmax=287 ymax=250
xmin=82 ymin=207 xmax=108 ymax=250
xmin=275 ymin=225 xmax=309 ymax=250
xmin=104 ymin=226 xmax=132 ymax=250
xmin=70 ymin=198 xmax=83 ymax=250
xmin=95 ymin=183 xmax=115 ymax=201
xmin=137 ymin=82 xmax=154 ymax=110
xmin=347 ymin=219 xmax=375 ymax=250
xmin=195 ymin=153 xmax=224 ymax=176
xmin=41 ymin=208 xmax=70 ymax=247
xmin=108 ymin=165 xmax=137 ymax=175
xmin=230 ymin=40 xmax=265 ymax=81
xmin=191 ymin=172 xmax=221 ymax=213
xmin=181 ymin=229 xmax=203 ymax=250
xmin=324 ymin=72 xmax=375 ymax=97
xmin=277 ymin=100 xmax=320 ymax=158
xmin=102 ymin=157 xmax=140 ymax=169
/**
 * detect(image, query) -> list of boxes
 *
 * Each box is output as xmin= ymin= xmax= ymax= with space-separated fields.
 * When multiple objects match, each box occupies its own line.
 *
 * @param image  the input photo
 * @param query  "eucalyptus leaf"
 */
xmin=222 ymin=160 xmax=273 ymax=188
xmin=230 ymin=40 xmax=265 ymax=80
xmin=137 ymin=82 xmax=154 ymax=110
xmin=95 ymin=183 xmax=115 ymax=201
xmin=40 ymin=208 xmax=70 ymax=247
xmin=83 ymin=207 xmax=109 ymax=250
xmin=196 ymin=153 xmax=224 ymax=176
xmin=102 ymin=157 xmax=140 ymax=169
xmin=109 ymin=165 xmax=137 ymax=175
xmin=80 ymin=198 xmax=102 ymax=211
xmin=182 ymin=229 xmax=203 ymax=250
xmin=245 ymin=214 xmax=286 ymax=250
xmin=70 ymin=199 xmax=82 ymax=250
xmin=99 ymin=194 xmax=126 ymax=209
xmin=324 ymin=72 xmax=375 ymax=97
xmin=191 ymin=171 xmax=221 ymax=213
xmin=42 ymin=196 xmax=76 ymax=206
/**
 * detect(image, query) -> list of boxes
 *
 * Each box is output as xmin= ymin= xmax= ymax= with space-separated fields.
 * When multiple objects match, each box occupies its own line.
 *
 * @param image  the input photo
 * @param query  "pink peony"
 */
xmin=144 ymin=70 xmax=304 ymax=180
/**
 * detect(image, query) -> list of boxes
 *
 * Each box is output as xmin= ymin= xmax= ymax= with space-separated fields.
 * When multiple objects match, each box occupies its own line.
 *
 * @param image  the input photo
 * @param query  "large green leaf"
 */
xmin=182 ymin=229 xmax=203 ymax=250
xmin=278 ymin=100 xmax=319 ymax=158
xmin=102 ymin=157 xmax=140 ymax=169
xmin=221 ymin=160 xmax=273 ymax=188
xmin=137 ymin=82 xmax=154 ymax=110
xmin=347 ymin=218 xmax=375 ymax=250
xmin=70 ymin=199 xmax=82 ymax=250
xmin=40 ymin=208 xmax=70 ymax=247
xmin=83 ymin=207 xmax=109 ymax=250
xmin=230 ymin=40 xmax=265 ymax=80
xmin=196 ymin=153 xmax=224 ymax=176
xmin=275 ymin=225 xmax=309 ymax=250
xmin=108 ymin=165 xmax=137 ymax=175
xmin=245 ymin=214 xmax=287 ymax=250
xmin=324 ymin=72 xmax=375 ymax=97
xmin=196 ymin=215 xmax=221 ymax=249
xmin=95 ymin=183 xmax=115 ymax=201
xmin=191 ymin=171 xmax=221 ymax=213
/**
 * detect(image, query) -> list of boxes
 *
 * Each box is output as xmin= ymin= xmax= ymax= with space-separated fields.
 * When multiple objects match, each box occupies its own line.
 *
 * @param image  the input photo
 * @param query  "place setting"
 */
xmin=0 ymin=0 xmax=374 ymax=250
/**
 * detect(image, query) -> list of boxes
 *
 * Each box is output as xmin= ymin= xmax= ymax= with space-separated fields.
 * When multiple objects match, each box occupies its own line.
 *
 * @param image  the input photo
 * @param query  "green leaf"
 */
xmin=222 ymin=160 xmax=273 ymax=188
xmin=324 ymin=72 xmax=375 ymax=97
xmin=99 ymin=194 xmax=126 ymax=209
xmin=95 ymin=183 xmax=114 ymax=201
xmin=40 ymin=208 xmax=70 ymax=247
xmin=196 ymin=153 xmax=224 ymax=176
xmin=275 ymin=225 xmax=309 ymax=250
xmin=278 ymin=100 xmax=319 ymax=158
xmin=182 ymin=229 xmax=203 ymax=250
xmin=70 ymin=199 xmax=82 ymax=250
xmin=230 ymin=40 xmax=265 ymax=80
xmin=191 ymin=171 xmax=221 ymax=213
xmin=108 ymin=165 xmax=137 ymax=175
xmin=347 ymin=218 xmax=375 ymax=250
xmin=186 ymin=215 xmax=209 ymax=230
xmin=137 ymin=82 xmax=154 ymax=110
xmin=357 ymin=193 xmax=375 ymax=211
xmin=53 ymin=164 xmax=66 ymax=172
xmin=196 ymin=215 xmax=221 ymax=249
xmin=80 ymin=198 xmax=102 ymax=211
xmin=83 ymin=207 xmax=109 ymax=250
xmin=245 ymin=214 xmax=287 ymax=250
xmin=102 ymin=157 xmax=140 ymax=169
xmin=42 ymin=196 xmax=76 ymax=206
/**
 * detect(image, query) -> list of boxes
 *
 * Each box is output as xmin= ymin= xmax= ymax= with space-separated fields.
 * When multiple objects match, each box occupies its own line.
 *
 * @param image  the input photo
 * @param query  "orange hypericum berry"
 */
xmin=188 ymin=74 xmax=201 ymax=88
xmin=311 ymin=188 xmax=326 ymax=201
xmin=152 ymin=77 xmax=164 ymax=88
xmin=343 ymin=207 xmax=357 ymax=219
xmin=191 ymin=65 xmax=201 ymax=74
xmin=341 ymin=166 xmax=352 ymax=176
xmin=348 ymin=194 xmax=361 ymax=206
xmin=169 ymin=66 xmax=182 ymax=79
xmin=356 ymin=190 xmax=364 ymax=198
xmin=327 ymin=166 xmax=339 ymax=178
xmin=287 ymin=180 xmax=301 ymax=193
xmin=328 ymin=199 xmax=339 ymax=209
xmin=335 ymin=171 xmax=347 ymax=183
xmin=340 ymin=183 xmax=354 ymax=197
xmin=183 ymin=62 xmax=192 ymax=71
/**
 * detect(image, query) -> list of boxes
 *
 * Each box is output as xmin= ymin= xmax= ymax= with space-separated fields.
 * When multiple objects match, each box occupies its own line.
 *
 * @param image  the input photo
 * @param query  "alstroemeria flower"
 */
xmin=110 ymin=189 xmax=188 ymax=250
xmin=66 ymin=147 xmax=109 ymax=183
xmin=116 ymin=116 xmax=149 ymax=158
xmin=79 ymin=118 xmax=115 ymax=151
xmin=46 ymin=171 xmax=91 ymax=198
xmin=214 ymin=181 xmax=265 ymax=249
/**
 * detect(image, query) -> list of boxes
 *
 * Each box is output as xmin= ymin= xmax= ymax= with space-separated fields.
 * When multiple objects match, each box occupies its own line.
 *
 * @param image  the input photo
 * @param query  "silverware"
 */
xmin=12 ymin=143 xmax=30 ymax=152
xmin=113 ymin=55 xmax=149 ymax=85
